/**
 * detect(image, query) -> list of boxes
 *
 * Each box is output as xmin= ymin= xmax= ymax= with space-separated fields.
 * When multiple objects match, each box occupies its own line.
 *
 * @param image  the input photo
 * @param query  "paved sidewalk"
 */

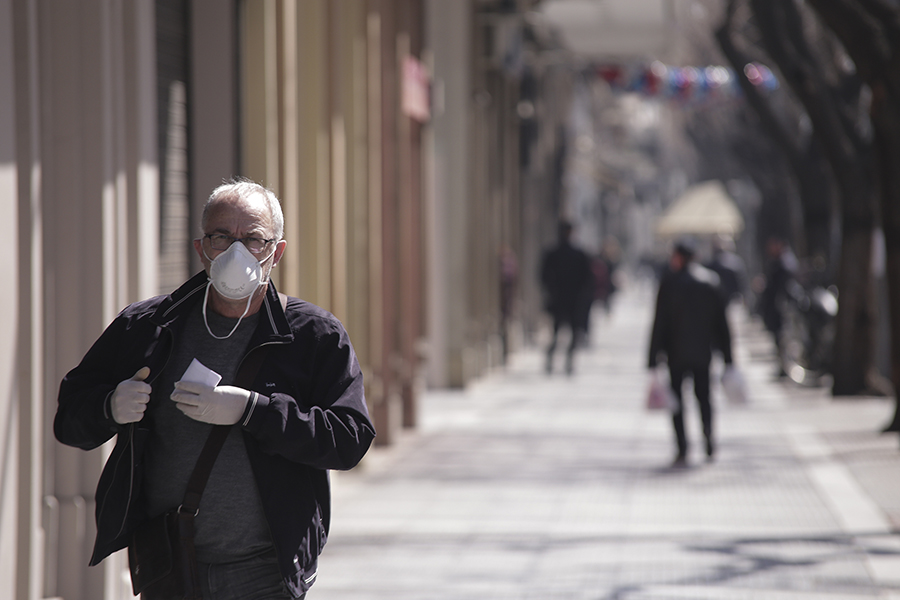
xmin=315 ymin=283 xmax=900 ymax=600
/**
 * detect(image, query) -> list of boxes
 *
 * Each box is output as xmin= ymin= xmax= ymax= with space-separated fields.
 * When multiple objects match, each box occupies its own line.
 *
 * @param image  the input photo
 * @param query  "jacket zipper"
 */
xmin=118 ymin=425 xmax=136 ymax=539
xmin=94 ymin=422 xmax=136 ymax=543
xmin=107 ymin=327 xmax=175 ymax=542
xmin=103 ymin=290 xmax=285 ymax=548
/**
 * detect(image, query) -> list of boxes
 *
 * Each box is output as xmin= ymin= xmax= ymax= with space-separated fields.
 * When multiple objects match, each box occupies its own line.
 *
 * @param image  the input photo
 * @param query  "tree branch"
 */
xmin=806 ymin=0 xmax=900 ymax=102
xmin=715 ymin=0 xmax=803 ymax=168
xmin=752 ymin=0 xmax=860 ymax=168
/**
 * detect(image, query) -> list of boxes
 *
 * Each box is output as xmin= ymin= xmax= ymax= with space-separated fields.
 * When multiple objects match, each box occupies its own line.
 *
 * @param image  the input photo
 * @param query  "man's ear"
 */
xmin=272 ymin=240 xmax=287 ymax=266
xmin=193 ymin=238 xmax=205 ymax=262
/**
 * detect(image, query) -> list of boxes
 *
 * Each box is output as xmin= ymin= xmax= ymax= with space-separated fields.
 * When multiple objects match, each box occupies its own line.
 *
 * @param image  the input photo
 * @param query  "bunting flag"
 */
xmin=594 ymin=60 xmax=778 ymax=105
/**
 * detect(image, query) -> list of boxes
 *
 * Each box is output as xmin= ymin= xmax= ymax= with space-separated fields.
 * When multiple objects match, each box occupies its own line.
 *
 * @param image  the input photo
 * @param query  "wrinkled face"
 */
xmin=193 ymin=192 xmax=285 ymax=281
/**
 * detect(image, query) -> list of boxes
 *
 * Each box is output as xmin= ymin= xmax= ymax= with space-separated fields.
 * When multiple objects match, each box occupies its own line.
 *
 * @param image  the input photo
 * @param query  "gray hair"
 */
xmin=203 ymin=178 xmax=284 ymax=240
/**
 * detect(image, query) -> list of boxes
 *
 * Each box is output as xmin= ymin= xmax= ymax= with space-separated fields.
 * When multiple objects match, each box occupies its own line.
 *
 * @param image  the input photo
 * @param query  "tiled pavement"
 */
xmin=314 ymin=282 xmax=900 ymax=599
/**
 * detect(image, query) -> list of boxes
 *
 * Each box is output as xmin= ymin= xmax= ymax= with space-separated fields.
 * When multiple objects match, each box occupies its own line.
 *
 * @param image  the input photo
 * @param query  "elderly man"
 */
xmin=55 ymin=179 xmax=375 ymax=599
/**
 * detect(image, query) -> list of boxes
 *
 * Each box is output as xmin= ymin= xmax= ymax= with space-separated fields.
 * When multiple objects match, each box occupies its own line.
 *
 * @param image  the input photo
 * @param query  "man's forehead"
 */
xmin=206 ymin=194 xmax=272 ymax=225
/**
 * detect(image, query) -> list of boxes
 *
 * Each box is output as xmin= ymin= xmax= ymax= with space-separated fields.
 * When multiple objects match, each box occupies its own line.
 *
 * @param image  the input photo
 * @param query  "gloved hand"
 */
xmin=171 ymin=381 xmax=251 ymax=425
xmin=110 ymin=367 xmax=152 ymax=424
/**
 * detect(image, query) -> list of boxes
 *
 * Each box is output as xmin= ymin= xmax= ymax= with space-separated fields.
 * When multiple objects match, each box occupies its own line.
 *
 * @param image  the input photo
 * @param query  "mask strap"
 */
xmin=258 ymin=246 xmax=277 ymax=284
xmin=202 ymin=281 xmax=253 ymax=340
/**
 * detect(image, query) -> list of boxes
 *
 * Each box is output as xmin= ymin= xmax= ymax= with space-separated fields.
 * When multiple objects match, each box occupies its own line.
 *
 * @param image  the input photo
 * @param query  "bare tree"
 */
xmin=715 ymin=1 xmax=835 ymax=263
xmin=719 ymin=0 xmax=882 ymax=396
xmin=804 ymin=0 xmax=900 ymax=428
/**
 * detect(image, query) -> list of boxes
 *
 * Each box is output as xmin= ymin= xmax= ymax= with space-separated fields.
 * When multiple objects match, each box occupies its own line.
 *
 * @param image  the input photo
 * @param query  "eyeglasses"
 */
xmin=204 ymin=233 xmax=276 ymax=255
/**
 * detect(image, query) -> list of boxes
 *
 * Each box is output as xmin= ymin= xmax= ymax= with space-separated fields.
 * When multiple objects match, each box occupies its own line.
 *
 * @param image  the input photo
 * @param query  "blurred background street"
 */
xmin=319 ymin=284 xmax=900 ymax=599
xmin=5 ymin=1 xmax=900 ymax=598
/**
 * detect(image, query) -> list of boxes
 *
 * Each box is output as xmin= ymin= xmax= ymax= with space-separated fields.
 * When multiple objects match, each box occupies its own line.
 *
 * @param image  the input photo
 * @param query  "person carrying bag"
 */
xmin=128 ymin=347 xmax=269 ymax=599
xmin=128 ymin=425 xmax=227 ymax=599
xmin=55 ymin=181 xmax=376 ymax=599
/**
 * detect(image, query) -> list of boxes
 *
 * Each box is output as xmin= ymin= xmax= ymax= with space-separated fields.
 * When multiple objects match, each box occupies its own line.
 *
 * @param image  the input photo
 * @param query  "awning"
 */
xmin=655 ymin=180 xmax=744 ymax=238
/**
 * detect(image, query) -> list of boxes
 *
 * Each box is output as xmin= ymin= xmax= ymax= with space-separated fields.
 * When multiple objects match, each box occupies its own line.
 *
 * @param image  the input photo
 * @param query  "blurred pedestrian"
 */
xmin=758 ymin=236 xmax=798 ymax=378
xmin=595 ymin=237 xmax=622 ymax=314
xmin=541 ymin=221 xmax=593 ymax=375
xmin=499 ymin=244 xmax=519 ymax=364
xmin=704 ymin=234 xmax=746 ymax=305
xmin=54 ymin=179 xmax=375 ymax=599
xmin=648 ymin=238 xmax=733 ymax=466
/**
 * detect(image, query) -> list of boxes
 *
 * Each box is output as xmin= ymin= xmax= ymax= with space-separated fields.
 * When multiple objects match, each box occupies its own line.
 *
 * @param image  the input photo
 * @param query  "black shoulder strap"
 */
xmin=179 ymin=345 xmax=271 ymax=513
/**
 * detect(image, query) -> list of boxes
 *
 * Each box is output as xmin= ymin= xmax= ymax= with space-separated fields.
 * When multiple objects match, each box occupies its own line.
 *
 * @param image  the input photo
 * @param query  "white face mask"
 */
xmin=206 ymin=240 xmax=272 ymax=300
xmin=202 ymin=240 xmax=276 ymax=339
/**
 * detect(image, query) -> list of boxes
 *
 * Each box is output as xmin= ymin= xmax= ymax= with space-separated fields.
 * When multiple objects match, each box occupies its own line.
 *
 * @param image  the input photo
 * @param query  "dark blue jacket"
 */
xmin=54 ymin=271 xmax=376 ymax=597
xmin=648 ymin=263 xmax=733 ymax=369
xmin=540 ymin=241 xmax=593 ymax=323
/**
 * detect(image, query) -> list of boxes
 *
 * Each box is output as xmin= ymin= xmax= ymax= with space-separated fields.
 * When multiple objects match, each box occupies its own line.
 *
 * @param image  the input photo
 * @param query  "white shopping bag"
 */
xmin=721 ymin=365 xmax=748 ymax=405
xmin=646 ymin=368 xmax=677 ymax=411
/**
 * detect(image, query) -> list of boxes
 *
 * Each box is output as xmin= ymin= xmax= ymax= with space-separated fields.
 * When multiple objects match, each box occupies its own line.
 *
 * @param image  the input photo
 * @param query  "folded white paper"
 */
xmin=180 ymin=358 xmax=222 ymax=388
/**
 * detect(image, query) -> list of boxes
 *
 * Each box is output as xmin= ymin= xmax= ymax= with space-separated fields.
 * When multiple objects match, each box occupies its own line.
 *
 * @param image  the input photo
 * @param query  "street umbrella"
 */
xmin=655 ymin=180 xmax=744 ymax=238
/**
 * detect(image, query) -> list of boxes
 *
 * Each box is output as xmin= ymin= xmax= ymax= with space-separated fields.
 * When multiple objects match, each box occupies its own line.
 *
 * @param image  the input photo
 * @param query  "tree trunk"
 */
xmin=803 ymin=0 xmax=900 ymax=409
xmin=872 ymin=84 xmax=900 ymax=427
xmin=795 ymin=146 xmax=835 ymax=268
xmin=750 ymin=0 xmax=879 ymax=395
xmin=831 ymin=225 xmax=877 ymax=394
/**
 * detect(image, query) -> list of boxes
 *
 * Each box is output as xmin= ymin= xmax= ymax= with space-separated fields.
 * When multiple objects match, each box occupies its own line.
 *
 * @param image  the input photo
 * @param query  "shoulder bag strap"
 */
xmin=180 ymin=343 xmax=271 ymax=514
xmin=172 ymin=340 xmax=273 ymax=599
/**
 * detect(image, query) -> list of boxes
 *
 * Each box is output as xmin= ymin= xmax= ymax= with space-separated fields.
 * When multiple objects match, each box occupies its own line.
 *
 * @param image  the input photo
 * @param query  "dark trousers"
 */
xmin=546 ymin=315 xmax=582 ymax=374
xmin=141 ymin=549 xmax=302 ymax=600
xmin=668 ymin=364 xmax=713 ymax=457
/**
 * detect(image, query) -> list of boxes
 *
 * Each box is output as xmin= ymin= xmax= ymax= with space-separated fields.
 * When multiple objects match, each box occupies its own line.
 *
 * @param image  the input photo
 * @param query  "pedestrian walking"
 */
xmin=758 ymin=235 xmax=798 ymax=378
xmin=647 ymin=238 xmax=733 ymax=466
xmin=499 ymin=244 xmax=519 ymax=364
xmin=594 ymin=236 xmax=622 ymax=314
xmin=704 ymin=234 xmax=746 ymax=305
xmin=54 ymin=179 xmax=376 ymax=599
xmin=540 ymin=221 xmax=593 ymax=375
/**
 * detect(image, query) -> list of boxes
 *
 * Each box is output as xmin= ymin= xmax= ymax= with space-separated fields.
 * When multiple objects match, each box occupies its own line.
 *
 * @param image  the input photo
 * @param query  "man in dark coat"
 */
xmin=648 ymin=239 xmax=733 ymax=466
xmin=540 ymin=221 xmax=593 ymax=375
xmin=55 ymin=180 xmax=375 ymax=599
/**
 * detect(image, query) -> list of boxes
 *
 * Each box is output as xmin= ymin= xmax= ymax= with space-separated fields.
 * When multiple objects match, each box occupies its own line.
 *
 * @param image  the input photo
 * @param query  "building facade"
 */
xmin=1 ymin=1 xmax=564 ymax=598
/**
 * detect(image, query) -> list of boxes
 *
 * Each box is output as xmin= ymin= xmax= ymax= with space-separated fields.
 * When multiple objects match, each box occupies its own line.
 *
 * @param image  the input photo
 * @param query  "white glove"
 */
xmin=110 ymin=367 xmax=152 ymax=424
xmin=171 ymin=381 xmax=251 ymax=425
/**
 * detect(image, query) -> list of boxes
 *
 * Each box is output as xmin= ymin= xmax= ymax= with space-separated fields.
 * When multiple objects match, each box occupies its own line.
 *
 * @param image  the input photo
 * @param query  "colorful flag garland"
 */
xmin=594 ymin=60 xmax=778 ymax=105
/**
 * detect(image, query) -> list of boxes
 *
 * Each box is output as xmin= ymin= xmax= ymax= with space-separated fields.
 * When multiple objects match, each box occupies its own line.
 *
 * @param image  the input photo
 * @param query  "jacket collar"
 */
xmin=151 ymin=271 xmax=293 ymax=345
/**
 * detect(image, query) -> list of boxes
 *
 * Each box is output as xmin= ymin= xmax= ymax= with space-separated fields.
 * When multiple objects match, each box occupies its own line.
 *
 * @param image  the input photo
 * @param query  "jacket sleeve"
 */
xmin=713 ymin=291 xmax=734 ymax=364
xmin=647 ymin=283 xmax=668 ymax=368
xmin=539 ymin=250 xmax=550 ymax=291
xmin=243 ymin=319 xmax=376 ymax=471
xmin=54 ymin=316 xmax=131 ymax=450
